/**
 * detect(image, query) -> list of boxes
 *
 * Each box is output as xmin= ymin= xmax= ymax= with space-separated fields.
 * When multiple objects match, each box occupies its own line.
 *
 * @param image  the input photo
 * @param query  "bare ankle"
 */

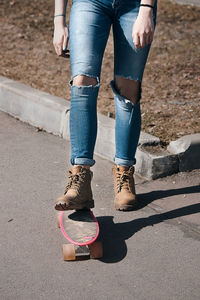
xmin=75 ymin=164 xmax=90 ymax=170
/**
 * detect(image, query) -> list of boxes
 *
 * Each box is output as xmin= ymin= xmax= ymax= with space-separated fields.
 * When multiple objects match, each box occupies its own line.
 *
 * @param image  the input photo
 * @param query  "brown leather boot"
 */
xmin=112 ymin=165 xmax=137 ymax=211
xmin=54 ymin=165 xmax=94 ymax=210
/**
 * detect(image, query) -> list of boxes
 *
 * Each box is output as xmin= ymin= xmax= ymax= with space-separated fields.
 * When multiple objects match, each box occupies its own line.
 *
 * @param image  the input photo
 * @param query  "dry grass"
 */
xmin=0 ymin=0 xmax=199 ymax=143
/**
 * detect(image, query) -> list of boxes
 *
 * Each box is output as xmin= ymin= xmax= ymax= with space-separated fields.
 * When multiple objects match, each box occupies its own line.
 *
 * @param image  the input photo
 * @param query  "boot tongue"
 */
xmin=71 ymin=165 xmax=83 ymax=175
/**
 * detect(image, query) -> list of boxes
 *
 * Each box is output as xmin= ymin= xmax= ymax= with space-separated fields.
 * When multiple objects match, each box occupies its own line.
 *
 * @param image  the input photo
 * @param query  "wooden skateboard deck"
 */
xmin=57 ymin=209 xmax=103 ymax=261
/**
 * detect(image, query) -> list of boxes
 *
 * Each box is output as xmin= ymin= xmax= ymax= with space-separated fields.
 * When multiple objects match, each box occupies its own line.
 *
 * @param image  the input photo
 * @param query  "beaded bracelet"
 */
xmin=54 ymin=14 xmax=65 ymax=18
xmin=140 ymin=4 xmax=154 ymax=9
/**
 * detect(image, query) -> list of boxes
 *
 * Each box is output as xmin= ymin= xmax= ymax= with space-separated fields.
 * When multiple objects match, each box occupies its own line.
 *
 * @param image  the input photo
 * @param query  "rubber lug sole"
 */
xmin=55 ymin=200 xmax=94 ymax=211
xmin=115 ymin=202 xmax=138 ymax=211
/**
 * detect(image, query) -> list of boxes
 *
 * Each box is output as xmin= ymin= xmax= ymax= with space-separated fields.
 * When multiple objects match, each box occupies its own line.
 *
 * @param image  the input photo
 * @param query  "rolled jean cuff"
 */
xmin=114 ymin=157 xmax=136 ymax=167
xmin=71 ymin=157 xmax=95 ymax=167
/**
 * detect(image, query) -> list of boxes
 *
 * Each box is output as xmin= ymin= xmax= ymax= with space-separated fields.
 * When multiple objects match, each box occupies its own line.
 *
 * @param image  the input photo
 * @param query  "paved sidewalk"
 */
xmin=1 ymin=111 xmax=200 ymax=300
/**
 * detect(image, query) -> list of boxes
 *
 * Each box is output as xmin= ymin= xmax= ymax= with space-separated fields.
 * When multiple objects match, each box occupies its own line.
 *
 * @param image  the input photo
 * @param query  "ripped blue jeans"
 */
xmin=69 ymin=0 xmax=157 ymax=167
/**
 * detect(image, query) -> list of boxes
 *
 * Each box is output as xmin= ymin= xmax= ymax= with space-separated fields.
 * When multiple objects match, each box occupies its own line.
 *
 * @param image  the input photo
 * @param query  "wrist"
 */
xmin=54 ymin=16 xmax=65 ymax=26
xmin=140 ymin=0 xmax=155 ymax=6
xmin=138 ymin=6 xmax=153 ymax=17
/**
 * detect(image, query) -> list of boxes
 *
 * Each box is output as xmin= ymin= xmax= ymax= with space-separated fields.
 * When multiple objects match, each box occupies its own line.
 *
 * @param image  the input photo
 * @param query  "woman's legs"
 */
xmin=69 ymin=0 xmax=112 ymax=167
xmin=55 ymin=0 xmax=112 ymax=210
xmin=111 ymin=1 xmax=157 ymax=210
xmin=111 ymin=0 xmax=157 ymax=166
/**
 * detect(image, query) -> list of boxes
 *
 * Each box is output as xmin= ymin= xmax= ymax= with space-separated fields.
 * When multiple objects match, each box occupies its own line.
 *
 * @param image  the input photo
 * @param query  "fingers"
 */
xmin=63 ymin=35 xmax=69 ymax=51
xmin=133 ymin=34 xmax=140 ymax=50
xmin=53 ymin=36 xmax=64 ymax=56
xmin=64 ymin=26 xmax=69 ymax=50
xmin=53 ymin=25 xmax=69 ymax=58
xmin=133 ymin=32 xmax=153 ymax=49
xmin=141 ymin=32 xmax=152 ymax=48
xmin=132 ymin=18 xmax=154 ymax=50
xmin=139 ymin=35 xmax=145 ymax=48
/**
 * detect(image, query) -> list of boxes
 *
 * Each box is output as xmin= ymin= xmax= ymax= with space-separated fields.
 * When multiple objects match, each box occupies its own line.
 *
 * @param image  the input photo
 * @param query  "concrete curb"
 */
xmin=0 ymin=75 xmax=199 ymax=179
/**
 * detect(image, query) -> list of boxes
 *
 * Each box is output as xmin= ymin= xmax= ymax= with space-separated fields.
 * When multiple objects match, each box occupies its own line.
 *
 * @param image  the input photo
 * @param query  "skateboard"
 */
xmin=57 ymin=209 xmax=103 ymax=261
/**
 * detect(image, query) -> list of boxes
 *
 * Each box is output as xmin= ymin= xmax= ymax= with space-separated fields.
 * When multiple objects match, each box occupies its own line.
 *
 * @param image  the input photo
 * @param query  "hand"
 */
xmin=53 ymin=23 xmax=69 ymax=56
xmin=132 ymin=8 xmax=154 ymax=49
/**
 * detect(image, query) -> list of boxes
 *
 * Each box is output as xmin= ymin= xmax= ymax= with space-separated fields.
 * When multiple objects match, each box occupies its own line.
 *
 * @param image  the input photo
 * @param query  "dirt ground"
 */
xmin=0 ymin=0 xmax=199 ymax=143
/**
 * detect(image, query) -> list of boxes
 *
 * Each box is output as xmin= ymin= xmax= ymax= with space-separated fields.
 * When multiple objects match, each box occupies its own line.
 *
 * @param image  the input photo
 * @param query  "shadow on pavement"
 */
xmin=97 ymin=202 xmax=200 ymax=264
xmin=137 ymin=185 xmax=200 ymax=209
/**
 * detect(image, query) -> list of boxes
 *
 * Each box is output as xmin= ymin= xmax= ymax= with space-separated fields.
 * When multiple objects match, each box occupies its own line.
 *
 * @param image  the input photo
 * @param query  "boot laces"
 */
xmin=116 ymin=170 xmax=132 ymax=193
xmin=64 ymin=170 xmax=86 ymax=194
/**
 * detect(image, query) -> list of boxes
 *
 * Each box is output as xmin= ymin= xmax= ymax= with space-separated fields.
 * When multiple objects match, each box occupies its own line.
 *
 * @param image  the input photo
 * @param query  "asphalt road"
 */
xmin=0 ymin=111 xmax=200 ymax=300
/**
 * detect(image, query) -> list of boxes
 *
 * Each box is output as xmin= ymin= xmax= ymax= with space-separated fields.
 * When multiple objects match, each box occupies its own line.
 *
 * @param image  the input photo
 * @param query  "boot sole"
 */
xmin=115 ymin=202 xmax=138 ymax=211
xmin=55 ymin=200 xmax=94 ymax=211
